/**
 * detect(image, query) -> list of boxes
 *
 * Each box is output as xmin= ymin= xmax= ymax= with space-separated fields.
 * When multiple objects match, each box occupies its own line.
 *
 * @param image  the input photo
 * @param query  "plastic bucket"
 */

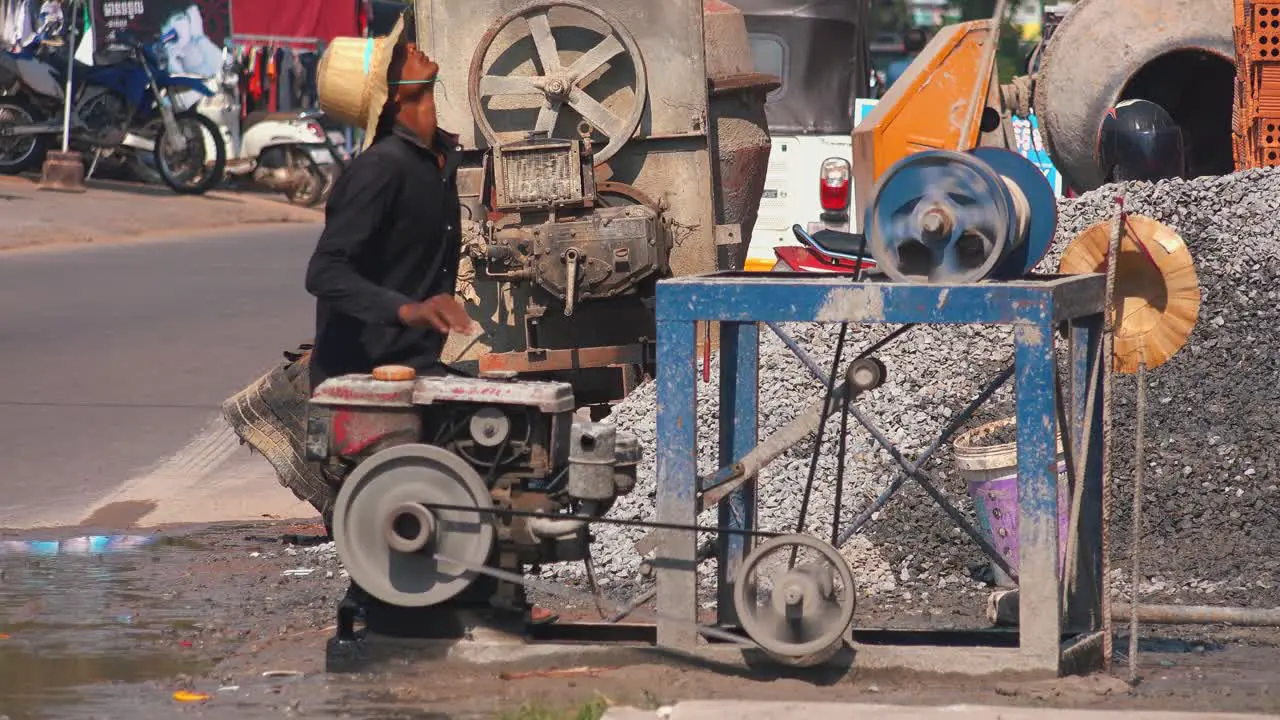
xmin=953 ymin=417 xmax=1069 ymax=588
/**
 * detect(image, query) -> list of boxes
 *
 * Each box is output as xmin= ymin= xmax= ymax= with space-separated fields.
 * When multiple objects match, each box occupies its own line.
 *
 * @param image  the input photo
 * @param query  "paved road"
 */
xmin=0 ymin=225 xmax=322 ymax=530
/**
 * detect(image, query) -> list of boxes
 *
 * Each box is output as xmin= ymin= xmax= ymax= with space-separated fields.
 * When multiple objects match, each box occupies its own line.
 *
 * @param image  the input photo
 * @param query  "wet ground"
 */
xmin=2 ymin=521 xmax=1280 ymax=719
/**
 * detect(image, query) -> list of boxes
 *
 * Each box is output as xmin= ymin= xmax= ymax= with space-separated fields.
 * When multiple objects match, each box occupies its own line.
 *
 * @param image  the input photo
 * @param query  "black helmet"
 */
xmin=1098 ymin=99 xmax=1186 ymax=182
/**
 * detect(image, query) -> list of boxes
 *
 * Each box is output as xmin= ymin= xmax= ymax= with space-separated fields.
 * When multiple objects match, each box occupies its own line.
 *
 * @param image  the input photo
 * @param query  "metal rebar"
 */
xmin=989 ymin=591 xmax=1280 ymax=628
xmin=1129 ymin=358 xmax=1147 ymax=683
xmin=1099 ymin=193 xmax=1125 ymax=670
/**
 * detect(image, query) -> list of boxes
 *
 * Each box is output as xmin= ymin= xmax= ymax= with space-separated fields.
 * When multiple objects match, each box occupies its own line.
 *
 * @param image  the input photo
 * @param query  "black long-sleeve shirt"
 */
xmin=305 ymin=125 xmax=463 ymax=389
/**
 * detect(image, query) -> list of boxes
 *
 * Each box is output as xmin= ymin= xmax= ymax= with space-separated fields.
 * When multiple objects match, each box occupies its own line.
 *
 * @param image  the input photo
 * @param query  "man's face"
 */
xmin=388 ymin=42 xmax=439 ymax=102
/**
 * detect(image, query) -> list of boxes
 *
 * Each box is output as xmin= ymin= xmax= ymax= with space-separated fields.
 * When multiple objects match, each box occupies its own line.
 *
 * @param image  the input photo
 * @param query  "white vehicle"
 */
xmin=740 ymin=0 xmax=871 ymax=271
xmin=158 ymin=51 xmax=345 ymax=206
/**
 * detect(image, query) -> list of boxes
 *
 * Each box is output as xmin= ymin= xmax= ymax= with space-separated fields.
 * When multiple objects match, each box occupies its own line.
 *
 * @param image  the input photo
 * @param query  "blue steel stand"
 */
xmin=654 ymin=273 xmax=1110 ymax=677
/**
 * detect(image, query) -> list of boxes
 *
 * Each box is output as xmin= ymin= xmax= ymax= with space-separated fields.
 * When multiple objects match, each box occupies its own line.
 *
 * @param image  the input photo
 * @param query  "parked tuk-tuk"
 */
xmin=737 ymin=0 xmax=872 ymax=269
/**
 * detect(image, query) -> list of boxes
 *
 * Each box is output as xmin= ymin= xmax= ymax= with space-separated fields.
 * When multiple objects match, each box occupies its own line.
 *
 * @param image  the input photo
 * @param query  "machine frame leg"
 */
xmin=716 ymin=320 xmax=759 ymax=627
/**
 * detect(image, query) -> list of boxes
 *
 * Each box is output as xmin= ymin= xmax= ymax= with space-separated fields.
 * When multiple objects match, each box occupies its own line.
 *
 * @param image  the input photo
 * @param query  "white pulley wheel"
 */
xmin=733 ymin=534 xmax=857 ymax=666
xmin=332 ymin=444 xmax=495 ymax=607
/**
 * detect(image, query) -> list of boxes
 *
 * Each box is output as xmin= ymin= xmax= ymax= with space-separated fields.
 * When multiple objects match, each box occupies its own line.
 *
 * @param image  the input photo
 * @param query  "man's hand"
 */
xmin=398 ymin=295 xmax=479 ymax=334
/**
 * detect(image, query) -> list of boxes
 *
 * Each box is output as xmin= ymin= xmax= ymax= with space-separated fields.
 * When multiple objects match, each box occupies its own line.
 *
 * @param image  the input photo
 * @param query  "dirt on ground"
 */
xmin=0 ymin=175 xmax=319 ymax=253
xmin=1 ymin=521 xmax=1279 ymax=719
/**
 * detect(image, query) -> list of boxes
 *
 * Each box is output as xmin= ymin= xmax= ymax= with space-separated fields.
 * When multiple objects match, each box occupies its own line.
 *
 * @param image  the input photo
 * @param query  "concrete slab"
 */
xmin=601 ymin=702 xmax=1278 ymax=719
xmin=78 ymin=415 xmax=314 ymax=528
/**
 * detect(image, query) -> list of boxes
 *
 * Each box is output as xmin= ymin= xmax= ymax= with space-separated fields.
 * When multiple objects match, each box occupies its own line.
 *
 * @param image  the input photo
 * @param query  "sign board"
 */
xmin=91 ymin=0 xmax=229 ymax=77
xmin=851 ymin=98 xmax=1064 ymax=197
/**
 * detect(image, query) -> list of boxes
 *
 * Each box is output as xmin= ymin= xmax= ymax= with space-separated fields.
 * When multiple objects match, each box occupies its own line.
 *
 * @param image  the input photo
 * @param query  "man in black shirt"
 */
xmin=305 ymin=28 xmax=476 ymax=388
xmin=303 ymin=19 xmax=559 ymax=625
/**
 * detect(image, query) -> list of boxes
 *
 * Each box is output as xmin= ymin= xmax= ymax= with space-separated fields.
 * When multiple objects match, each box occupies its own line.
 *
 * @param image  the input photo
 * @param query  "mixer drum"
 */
xmin=1034 ymin=0 xmax=1235 ymax=192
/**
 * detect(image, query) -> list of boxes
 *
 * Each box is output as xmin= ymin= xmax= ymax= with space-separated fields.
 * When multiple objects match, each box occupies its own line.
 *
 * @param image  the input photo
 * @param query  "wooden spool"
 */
xmin=1058 ymin=214 xmax=1201 ymax=374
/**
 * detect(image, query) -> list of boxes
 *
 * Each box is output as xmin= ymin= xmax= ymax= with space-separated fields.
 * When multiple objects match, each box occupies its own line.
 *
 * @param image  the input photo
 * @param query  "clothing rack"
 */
xmin=230 ymin=33 xmax=323 ymax=50
xmin=229 ymin=35 xmax=325 ymax=117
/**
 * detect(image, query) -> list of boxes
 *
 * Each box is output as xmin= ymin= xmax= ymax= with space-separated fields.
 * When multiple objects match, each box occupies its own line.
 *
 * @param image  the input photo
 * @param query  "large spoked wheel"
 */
xmin=733 ymin=534 xmax=857 ymax=667
xmin=332 ymin=444 xmax=496 ymax=608
xmin=0 ymin=96 xmax=49 ymax=175
xmin=154 ymin=111 xmax=227 ymax=195
xmin=467 ymin=0 xmax=647 ymax=165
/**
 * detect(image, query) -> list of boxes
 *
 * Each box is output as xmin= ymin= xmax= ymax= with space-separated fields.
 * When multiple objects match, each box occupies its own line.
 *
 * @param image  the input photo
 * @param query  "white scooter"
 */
xmin=166 ymin=51 xmax=345 ymax=206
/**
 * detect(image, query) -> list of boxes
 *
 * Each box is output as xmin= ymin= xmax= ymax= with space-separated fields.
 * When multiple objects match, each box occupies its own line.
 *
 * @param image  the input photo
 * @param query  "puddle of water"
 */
xmin=0 ymin=542 xmax=209 ymax=718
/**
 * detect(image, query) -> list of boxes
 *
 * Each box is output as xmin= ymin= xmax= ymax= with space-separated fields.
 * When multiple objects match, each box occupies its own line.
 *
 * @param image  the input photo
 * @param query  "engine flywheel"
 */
xmin=332 ymin=444 xmax=496 ymax=607
xmin=733 ymin=534 xmax=857 ymax=667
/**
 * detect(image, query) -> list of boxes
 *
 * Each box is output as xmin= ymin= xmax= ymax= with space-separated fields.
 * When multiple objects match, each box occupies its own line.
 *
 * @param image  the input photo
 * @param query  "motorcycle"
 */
xmin=0 ymin=28 xmax=227 ymax=194
xmin=773 ymin=224 xmax=879 ymax=276
xmin=191 ymin=52 xmax=345 ymax=207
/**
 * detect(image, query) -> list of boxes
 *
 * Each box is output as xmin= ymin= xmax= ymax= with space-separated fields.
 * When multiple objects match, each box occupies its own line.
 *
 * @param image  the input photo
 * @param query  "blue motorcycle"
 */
xmin=0 ymin=28 xmax=227 ymax=194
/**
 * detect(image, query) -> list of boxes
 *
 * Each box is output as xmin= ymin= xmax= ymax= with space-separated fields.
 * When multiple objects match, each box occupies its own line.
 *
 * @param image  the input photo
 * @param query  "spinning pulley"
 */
xmin=330 ymin=442 xmax=859 ymax=666
xmin=866 ymin=147 xmax=1058 ymax=284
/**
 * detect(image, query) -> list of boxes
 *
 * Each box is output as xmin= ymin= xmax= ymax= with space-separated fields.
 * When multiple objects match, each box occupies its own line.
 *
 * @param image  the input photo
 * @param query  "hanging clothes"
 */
xmin=275 ymin=49 xmax=293 ymax=113
xmin=266 ymin=47 xmax=279 ymax=113
xmin=297 ymin=51 xmax=320 ymax=109
xmin=1 ymin=0 xmax=34 ymax=48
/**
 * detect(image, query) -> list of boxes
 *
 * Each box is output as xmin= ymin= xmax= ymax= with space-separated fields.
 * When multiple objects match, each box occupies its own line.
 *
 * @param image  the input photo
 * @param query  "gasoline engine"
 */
xmin=307 ymin=370 xmax=639 ymax=611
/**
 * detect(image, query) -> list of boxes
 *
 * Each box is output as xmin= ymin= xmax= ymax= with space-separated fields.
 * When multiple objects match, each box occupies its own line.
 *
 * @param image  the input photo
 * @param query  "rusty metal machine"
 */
xmin=416 ymin=0 xmax=775 ymax=414
xmin=311 ymin=0 xmax=861 ymax=673
xmin=847 ymin=15 xmax=1058 ymax=283
xmin=311 ymin=361 xmax=869 ymax=670
xmin=308 ymin=368 xmax=639 ymax=611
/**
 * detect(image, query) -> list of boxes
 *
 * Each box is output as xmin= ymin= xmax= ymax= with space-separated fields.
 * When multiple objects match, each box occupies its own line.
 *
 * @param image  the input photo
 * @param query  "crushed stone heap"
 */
xmin=544 ymin=168 xmax=1280 ymax=608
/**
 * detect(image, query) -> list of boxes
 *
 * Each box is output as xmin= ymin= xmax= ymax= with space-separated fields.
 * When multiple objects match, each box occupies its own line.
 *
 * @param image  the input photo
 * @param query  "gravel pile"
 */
xmin=1057 ymin=170 xmax=1280 ymax=596
xmin=540 ymin=168 xmax=1280 ymax=610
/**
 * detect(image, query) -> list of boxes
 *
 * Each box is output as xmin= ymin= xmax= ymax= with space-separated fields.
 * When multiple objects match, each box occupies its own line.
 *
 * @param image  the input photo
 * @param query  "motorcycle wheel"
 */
xmin=285 ymin=148 xmax=327 ymax=207
xmin=154 ymin=111 xmax=227 ymax=195
xmin=0 ymin=96 xmax=49 ymax=175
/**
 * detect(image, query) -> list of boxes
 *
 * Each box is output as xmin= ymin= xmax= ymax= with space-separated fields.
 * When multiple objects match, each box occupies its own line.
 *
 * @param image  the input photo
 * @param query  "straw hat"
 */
xmin=1058 ymin=214 xmax=1201 ymax=374
xmin=318 ymin=15 xmax=408 ymax=145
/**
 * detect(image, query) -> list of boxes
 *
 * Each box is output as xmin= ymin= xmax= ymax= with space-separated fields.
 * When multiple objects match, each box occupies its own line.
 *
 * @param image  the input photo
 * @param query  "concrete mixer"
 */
xmin=854 ymin=0 xmax=1236 ymax=208
xmin=1034 ymin=0 xmax=1236 ymax=192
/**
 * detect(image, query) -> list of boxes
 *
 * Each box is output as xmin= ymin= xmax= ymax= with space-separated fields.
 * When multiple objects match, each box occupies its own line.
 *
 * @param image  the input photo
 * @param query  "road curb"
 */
xmin=604 ymin=702 xmax=1279 ymax=719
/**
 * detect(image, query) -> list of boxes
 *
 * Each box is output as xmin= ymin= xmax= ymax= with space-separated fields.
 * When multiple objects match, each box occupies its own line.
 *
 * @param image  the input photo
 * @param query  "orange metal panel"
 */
xmin=850 ymin=20 xmax=995 ymax=228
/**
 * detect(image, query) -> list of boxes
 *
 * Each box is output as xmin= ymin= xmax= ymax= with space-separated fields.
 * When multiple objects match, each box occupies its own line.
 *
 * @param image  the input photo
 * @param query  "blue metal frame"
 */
xmin=654 ymin=272 xmax=1110 ymax=675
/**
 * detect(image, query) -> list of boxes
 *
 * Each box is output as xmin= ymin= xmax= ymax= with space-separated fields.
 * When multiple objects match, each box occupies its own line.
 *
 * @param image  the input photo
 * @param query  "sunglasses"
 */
xmin=389 ymin=78 xmax=438 ymax=86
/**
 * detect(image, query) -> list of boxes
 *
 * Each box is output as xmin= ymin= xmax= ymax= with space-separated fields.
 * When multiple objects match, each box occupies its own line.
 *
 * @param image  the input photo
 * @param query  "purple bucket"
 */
xmin=954 ymin=418 xmax=1070 ymax=588
xmin=966 ymin=465 xmax=1070 ymax=586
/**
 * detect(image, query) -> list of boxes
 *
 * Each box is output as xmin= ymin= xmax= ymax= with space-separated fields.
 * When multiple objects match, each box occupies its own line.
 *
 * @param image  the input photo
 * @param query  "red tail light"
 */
xmin=305 ymin=121 xmax=326 ymax=140
xmin=819 ymin=157 xmax=851 ymax=212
